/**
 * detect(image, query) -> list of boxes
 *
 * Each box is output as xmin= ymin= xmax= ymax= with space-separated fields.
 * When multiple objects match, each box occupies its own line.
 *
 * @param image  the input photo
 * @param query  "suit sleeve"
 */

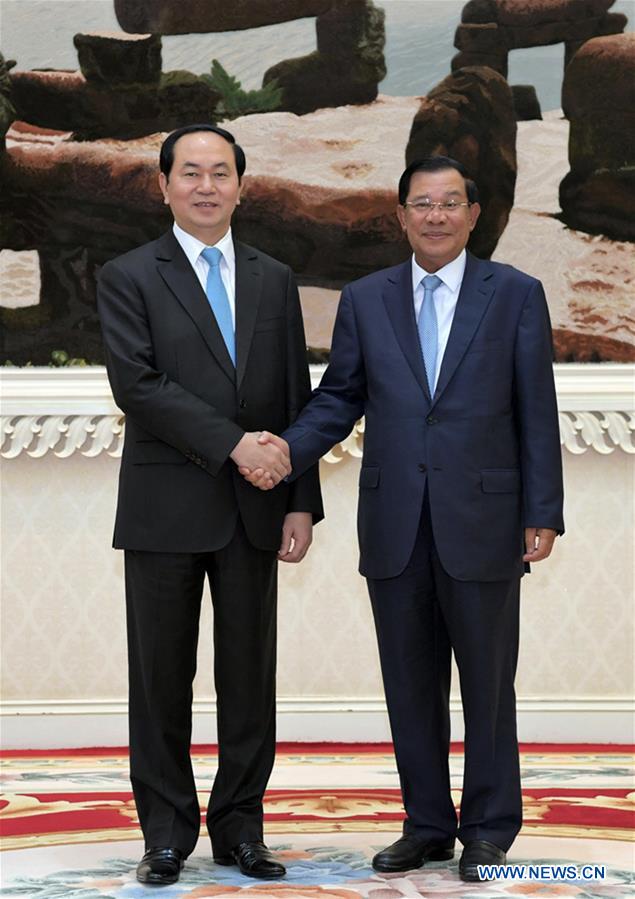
xmin=513 ymin=279 xmax=565 ymax=534
xmin=283 ymin=284 xmax=367 ymax=481
xmin=283 ymin=269 xmax=324 ymax=522
xmin=97 ymin=258 xmax=243 ymax=476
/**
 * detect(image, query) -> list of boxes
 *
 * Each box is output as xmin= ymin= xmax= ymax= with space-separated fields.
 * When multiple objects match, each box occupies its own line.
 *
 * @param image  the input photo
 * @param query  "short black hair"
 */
xmin=398 ymin=156 xmax=479 ymax=206
xmin=159 ymin=124 xmax=246 ymax=181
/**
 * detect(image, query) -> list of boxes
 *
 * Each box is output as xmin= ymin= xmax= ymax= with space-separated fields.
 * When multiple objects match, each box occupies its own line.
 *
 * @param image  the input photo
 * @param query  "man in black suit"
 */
xmin=97 ymin=124 xmax=323 ymax=886
xmin=244 ymin=157 xmax=564 ymax=882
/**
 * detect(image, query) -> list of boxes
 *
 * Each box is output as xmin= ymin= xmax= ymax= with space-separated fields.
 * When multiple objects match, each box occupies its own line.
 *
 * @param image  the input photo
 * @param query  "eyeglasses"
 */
xmin=403 ymin=201 xmax=471 ymax=213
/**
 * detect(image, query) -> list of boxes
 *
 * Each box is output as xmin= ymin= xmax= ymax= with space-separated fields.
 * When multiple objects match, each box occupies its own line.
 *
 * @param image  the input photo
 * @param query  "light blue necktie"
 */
xmin=201 ymin=246 xmax=235 ymax=366
xmin=418 ymin=274 xmax=442 ymax=395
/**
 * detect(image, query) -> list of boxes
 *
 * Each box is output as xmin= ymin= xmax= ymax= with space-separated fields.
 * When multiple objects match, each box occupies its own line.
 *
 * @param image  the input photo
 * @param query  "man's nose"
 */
xmin=425 ymin=203 xmax=446 ymax=220
xmin=197 ymin=175 xmax=216 ymax=192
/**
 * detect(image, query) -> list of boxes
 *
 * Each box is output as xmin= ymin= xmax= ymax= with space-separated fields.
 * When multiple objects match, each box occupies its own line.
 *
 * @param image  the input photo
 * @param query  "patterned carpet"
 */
xmin=1 ymin=743 xmax=633 ymax=897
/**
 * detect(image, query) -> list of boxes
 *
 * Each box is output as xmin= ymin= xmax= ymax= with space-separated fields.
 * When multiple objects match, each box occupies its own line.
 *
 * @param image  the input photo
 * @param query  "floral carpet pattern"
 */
xmin=1 ymin=744 xmax=633 ymax=898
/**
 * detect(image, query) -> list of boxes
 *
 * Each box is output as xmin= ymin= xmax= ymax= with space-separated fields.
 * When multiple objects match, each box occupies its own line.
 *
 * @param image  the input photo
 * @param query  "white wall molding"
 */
xmin=0 ymin=368 xmax=120 ymax=415
xmin=1 ymin=413 xmax=124 ymax=459
xmin=2 ymin=696 xmax=633 ymax=748
xmin=1 ymin=364 xmax=633 ymax=459
xmin=558 ymin=411 xmax=634 ymax=454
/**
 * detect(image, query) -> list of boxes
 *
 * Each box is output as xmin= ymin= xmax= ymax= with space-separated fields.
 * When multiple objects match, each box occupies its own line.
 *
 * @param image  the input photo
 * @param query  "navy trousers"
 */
xmin=368 ymin=493 xmax=522 ymax=851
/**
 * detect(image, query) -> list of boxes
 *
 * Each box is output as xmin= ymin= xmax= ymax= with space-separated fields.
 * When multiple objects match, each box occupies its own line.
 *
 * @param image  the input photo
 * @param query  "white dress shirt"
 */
xmin=412 ymin=249 xmax=467 ymax=388
xmin=172 ymin=223 xmax=237 ymax=327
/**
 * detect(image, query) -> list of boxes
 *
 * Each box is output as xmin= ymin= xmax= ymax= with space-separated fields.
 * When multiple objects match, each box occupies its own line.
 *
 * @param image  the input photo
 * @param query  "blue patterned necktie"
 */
xmin=418 ymin=273 xmax=442 ymax=395
xmin=201 ymin=246 xmax=235 ymax=366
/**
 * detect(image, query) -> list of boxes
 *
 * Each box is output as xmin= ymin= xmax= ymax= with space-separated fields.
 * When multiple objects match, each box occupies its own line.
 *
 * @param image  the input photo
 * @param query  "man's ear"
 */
xmin=468 ymin=202 xmax=481 ymax=232
xmin=396 ymin=204 xmax=407 ymax=232
xmin=158 ymin=172 xmax=170 ymax=206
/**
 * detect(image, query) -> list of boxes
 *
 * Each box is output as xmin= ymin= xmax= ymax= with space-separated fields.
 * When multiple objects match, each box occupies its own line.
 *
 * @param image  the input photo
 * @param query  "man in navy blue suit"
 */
xmin=241 ymin=156 xmax=564 ymax=881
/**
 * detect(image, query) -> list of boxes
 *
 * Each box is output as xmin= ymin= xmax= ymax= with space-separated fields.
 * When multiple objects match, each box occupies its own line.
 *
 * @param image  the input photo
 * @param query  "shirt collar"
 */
xmin=172 ymin=222 xmax=235 ymax=269
xmin=411 ymin=249 xmax=467 ymax=294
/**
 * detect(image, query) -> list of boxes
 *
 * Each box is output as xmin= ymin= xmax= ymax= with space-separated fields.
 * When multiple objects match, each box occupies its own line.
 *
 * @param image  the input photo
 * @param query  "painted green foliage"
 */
xmin=202 ymin=59 xmax=283 ymax=118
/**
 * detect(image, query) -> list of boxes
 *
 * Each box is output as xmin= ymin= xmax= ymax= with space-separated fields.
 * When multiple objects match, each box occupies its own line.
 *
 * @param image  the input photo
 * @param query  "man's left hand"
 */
xmin=278 ymin=512 xmax=313 ymax=563
xmin=523 ymin=527 xmax=558 ymax=562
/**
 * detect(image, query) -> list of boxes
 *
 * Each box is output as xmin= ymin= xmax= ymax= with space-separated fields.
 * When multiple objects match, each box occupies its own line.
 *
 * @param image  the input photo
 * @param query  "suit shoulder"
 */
xmin=484 ymin=258 xmax=540 ymax=290
xmin=345 ymin=262 xmax=407 ymax=294
xmin=236 ymin=241 xmax=293 ymax=277
xmin=99 ymin=238 xmax=162 ymax=279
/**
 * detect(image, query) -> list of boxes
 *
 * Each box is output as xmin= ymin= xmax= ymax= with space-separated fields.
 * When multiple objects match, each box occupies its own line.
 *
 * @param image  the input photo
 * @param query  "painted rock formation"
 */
xmin=511 ymin=84 xmax=542 ymax=121
xmin=0 ymin=54 xmax=16 ymax=144
xmin=0 ymin=54 xmax=17 ymax=250
xmin=73 ymin=32 xmax=162 ymax=85
xmin=9 ymin=68 xmax=219 ymax=141
xmin=0 ymin=98 xmax=417 ymax=364
xmin=453 ymin=0 xmax=627 ymax=77
xmin=114 ymin=0 xmax=332 ymax=33
xmin=263 ymin=0 xmax=386 ymax=115
xmin=0 ymin=129 xmax=171 ymax=364
xmin=114 ymin=0 xmax=386 ymax=116
xmin=2 ymin=99 xmax=632 ymax=364
xmin=559 ymin=33 xmax=635 ymax=241
xmin=406 ymin=66 xmax=517 ymax=259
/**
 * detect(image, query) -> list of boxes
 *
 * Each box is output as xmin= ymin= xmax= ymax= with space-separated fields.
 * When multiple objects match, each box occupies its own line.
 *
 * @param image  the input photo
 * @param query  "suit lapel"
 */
xmin=156 ymin=231 xmax=235 ymax=384
xmin=432 ymin=253 xmax=496 ymax=405
xmin=382 ymin=261 xmax=431 ymax=402
xmin=234 ymin=241 xmax=263 ymax=391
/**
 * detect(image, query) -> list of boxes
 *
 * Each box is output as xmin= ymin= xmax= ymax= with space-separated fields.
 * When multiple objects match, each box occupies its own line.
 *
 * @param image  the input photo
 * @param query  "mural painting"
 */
xmin=0 ymin=0 xmax=633 ymax=366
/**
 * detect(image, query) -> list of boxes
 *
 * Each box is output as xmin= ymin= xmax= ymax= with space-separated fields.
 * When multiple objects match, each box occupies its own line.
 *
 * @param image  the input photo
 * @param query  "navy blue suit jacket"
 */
xmin=284 ymin=253 xmax=564 ymax=581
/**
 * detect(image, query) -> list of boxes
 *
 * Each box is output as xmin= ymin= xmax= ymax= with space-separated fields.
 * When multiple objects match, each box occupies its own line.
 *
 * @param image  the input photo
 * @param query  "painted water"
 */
xmin=2 ymin=0 xmax=631 ymax=112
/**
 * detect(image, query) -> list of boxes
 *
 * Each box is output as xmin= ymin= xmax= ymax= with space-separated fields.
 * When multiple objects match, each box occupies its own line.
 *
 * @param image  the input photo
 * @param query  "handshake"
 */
xmin=230 ymin=431 xmax=291 ymax=490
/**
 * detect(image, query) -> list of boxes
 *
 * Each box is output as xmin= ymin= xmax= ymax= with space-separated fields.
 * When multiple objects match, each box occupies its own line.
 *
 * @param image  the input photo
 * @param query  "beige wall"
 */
xmin=2 ymin=441 xmax=633 ymax=713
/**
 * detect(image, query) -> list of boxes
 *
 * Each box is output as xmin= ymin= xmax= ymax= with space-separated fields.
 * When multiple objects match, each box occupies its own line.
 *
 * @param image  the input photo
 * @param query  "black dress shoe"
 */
xmin=372 ymin=834 xmax=455 ymax=872
xmin=136 ymin=847 xmax=185 ymax=884
xmin=215 ymin=841 xmax=286 ymax=879
xmin=459 ymin=840 xmax=506 ymax=882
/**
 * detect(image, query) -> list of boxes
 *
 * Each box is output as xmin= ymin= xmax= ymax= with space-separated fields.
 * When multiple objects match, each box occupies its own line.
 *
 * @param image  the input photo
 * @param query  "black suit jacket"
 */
xmin=97 ymin=230 xmax=323 ymax=553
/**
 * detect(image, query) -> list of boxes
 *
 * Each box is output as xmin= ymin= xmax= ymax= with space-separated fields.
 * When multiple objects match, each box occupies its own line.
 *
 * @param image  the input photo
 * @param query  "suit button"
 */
xmin=426 ymin=416 xmax=439 ymax=425
xmin=418 ymin=463 xmax=427 ymax=472
xmin=239 ymin=399 xmax=247 ymax=409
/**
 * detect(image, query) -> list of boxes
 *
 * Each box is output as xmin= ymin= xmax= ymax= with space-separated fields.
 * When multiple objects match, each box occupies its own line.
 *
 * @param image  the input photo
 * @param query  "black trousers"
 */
xmin=124 ymin=520 xmax=278 ymax=857
xmin=367 ymin=494 xmax=522 ymax=852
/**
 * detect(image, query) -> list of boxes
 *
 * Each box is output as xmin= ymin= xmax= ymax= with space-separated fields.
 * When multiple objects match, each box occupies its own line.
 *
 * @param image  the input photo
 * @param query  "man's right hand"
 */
xmin=237 ymin=431 xmax=291 ymax=490
xmin=230 ymin=431 xmax=291 ymax=486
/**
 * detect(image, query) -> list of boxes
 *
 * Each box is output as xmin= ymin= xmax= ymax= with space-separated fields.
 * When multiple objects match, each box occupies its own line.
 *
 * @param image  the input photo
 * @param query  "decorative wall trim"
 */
xmin=559 ymin=411 xmax=635 ymax=455
xmin=1 ymin=414 xmax=124 ymax=459
xmin=1 ymin=364 xmax=634 ymax=458
xmin=1 ymin=696 xmax=633 ymax=748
